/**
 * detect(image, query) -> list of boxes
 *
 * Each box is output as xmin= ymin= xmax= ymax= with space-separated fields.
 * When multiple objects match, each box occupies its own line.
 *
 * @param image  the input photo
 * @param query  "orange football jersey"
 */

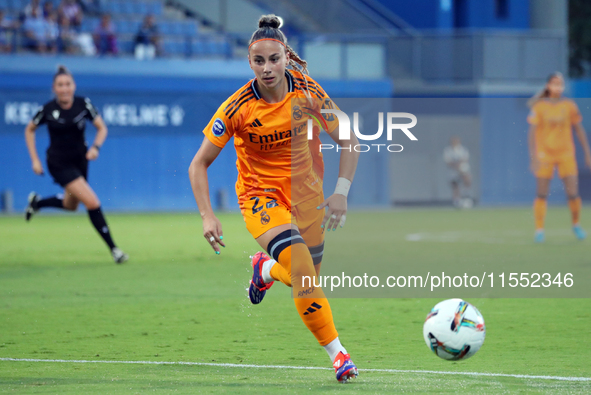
xmin=527 ymin=99 xmax=582 ymax=158
xmin=203 ymin=70 xmax=339 ymax=207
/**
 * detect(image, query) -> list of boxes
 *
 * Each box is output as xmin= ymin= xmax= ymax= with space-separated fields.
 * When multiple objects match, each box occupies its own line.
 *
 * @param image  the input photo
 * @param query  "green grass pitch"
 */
xmin=1 ymin=207 xmax=590 ymax=394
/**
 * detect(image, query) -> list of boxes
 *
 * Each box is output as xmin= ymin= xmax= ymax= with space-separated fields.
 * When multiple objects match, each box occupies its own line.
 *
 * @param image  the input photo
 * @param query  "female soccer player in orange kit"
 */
xmin=188 ymin=15 xmax=360 ymax=382
xmin=528 ymin=72 xmax=591 ymax=242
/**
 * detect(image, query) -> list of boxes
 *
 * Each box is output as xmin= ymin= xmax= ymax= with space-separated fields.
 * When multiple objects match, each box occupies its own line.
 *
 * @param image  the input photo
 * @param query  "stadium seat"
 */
xmin=205 ymin=40 xmax=218 ymax=55
xmin=121 ymin=1 xmax=135 ymax=15
xmin=182 ymin=22 xmax=198 ymax=37
xmin=135 ymin=1 xmax=149 ymax=15
xmin=130 ymin=20 xmax=142 ymax=34
xmin=81 ymin=17 xmax=99 ymax=33
xmin=119 ymin=39 xmax=134 ymax=54
xmin=179 ymin=40 xmax=190 ymax=56
xmin=220 ymin=41 xmax=231 ymax=57
xmin=147 ymin=1 xmax=162 ymax=16
xmin=191 ymin=40 xmax=204 ymax=56
xmin=169 ymin=22 xmax=183 ymax=36
xmin=7 ymin=0 xmax=24 ymax=11
xmin=158 ymin=21 xmax=171 ymax=35
xmin=114 ymin=19 xmax=127 ymax=34
xmin=163 ymin=39 xmax=175 ymax=55
xmin=169 ymin=40 xmax=187 ymax=56
xmin=106 ymin=1 xmax=122 ymax=15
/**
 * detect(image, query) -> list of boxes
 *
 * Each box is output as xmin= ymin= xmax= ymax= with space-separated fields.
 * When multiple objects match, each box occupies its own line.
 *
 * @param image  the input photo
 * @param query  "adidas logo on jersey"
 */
xmin=303 ymin=302 xmax=323 ymax=315
xmin=250 ymin=118 xmax=263 ymax=127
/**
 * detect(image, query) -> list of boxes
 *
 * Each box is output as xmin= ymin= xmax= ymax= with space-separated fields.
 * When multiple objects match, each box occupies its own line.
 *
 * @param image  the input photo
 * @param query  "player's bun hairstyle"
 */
xmin=53 ymin=65 xmax=73 ymax=82
xmin=249 ymin=14 xmax=313 ymax=98
xmin=527 ymin=72 xmax=563 ymax=108
xmin=258 ymin=15 xmax=281 ymax=29
xmin=249 ymin=14 xmax=308 ymax=75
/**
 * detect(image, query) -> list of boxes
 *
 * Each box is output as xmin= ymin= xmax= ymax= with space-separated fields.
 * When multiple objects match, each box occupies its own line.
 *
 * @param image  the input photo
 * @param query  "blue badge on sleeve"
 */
xmin=212 ymin=118 xmax=226 ymax=137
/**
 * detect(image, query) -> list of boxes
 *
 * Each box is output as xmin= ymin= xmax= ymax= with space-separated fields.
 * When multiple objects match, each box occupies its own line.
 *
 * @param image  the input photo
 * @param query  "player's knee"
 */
xmin=64 ymin=201 xmax=78 ymax=211
xmin=267 ymin=228 xmax=304 ymax=263
xmin=568 ymin=194 xmax=579 ymax=200
xmin=536 ymin=194 xmax=548 ymax=200
xmin=85 ymin=198 xmax=101 ymax=210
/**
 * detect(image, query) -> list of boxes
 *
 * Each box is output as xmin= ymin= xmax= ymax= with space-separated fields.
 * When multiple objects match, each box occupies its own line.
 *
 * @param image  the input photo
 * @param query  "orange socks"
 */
xmin=568 ymin=197 xmax=582 ymax=225
xmin=533 ymin=196 xmax=583 ymax=231
xmin=274 ymin=242 xmax=338 ymax=346
xmin=534 ymin=197 xmax=547 ymax=230
xmin=270 ymin=260 xmax=291 ymax=286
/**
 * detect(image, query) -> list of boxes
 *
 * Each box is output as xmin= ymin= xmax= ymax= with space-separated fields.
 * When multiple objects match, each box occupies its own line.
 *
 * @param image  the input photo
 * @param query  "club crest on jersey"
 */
xmin=260 ymin=210 xmax=271 ymax=225
xmin=212 ymin=118 xmax=226 ymax=137
xmin=292 ymin=105 xmax=302 ymax=120
xmin=52 ymin=110 xmax=60 ymax=120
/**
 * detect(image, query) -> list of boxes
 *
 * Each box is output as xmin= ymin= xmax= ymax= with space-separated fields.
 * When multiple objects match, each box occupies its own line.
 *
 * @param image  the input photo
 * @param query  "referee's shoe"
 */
xmin=112 ymin=248 xmax=129 ymax=264
xmin=25 ymin=192 xmax=40 ymax=221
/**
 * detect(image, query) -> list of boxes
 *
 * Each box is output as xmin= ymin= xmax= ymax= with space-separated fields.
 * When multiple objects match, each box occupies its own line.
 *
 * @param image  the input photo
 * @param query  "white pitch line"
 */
xmin=1 ymin=358 xmax=590 ymax=382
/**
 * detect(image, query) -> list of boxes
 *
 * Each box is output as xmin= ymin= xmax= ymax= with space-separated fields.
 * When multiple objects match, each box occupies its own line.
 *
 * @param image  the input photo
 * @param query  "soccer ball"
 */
xmin=423 ymin=298 xmax=486 ymax=361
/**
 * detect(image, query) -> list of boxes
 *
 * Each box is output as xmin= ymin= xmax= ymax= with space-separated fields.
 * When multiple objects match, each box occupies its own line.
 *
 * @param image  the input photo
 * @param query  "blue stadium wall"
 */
xmin=375 ymin=0 xmax=529 ymax=29
xmin=0 ymin=56 xmax=392 ymax=212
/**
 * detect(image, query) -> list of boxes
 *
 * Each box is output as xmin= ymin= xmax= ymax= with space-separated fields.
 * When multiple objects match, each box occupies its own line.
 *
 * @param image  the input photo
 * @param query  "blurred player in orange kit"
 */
xmin=527 ymin=72 xmax=591 ymax=243
xmin=188 ymin=15 xmax=360 ymax=382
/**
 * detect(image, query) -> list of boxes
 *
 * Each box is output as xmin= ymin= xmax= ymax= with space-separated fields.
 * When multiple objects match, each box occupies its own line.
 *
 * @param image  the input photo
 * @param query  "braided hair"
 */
xmin=249 ymin=15 xmax=312 ymax=100
xmin=527 ymin=72 xmax=563 ymax=108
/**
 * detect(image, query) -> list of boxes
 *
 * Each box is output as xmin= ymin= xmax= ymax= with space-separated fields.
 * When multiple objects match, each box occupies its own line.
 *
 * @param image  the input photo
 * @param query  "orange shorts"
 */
xmin=240 ymin=194 xmax=325 ymax=247
xmin=535 ymin=155 xmax=578 ymax=179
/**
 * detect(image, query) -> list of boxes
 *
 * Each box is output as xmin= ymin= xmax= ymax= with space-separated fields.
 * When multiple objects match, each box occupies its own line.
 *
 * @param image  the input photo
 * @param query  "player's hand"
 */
xmin=86 ymin=146 xmax=99 ymax=161
xmin=32 ymin=159 xmax=44 ymax=175
xmin=530 ymin=158 xmax=540 ymax=174
xmin=318 ymin=194 xmax=347 ymax=231
xmin=202 ymin=213 xmax=225 ymax=255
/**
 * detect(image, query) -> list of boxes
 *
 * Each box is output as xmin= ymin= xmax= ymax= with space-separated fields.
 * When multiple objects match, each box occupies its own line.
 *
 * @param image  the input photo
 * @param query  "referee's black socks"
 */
xmin=88 ymin=207 xmax=116 ymax=250
xmin=37 ymin=195 xmax=64 ymax=209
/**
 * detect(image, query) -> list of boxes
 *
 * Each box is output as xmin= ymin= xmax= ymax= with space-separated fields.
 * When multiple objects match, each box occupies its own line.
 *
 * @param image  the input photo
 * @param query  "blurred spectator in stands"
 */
xmin=58 ymin=14 xmax=78 ymax=53
xmin=23 ymin=7 xmax=47 ymax=52
xmin=24 ymin=0 xmax=42 ymax=19
xmin=93 ymin=13 xmax=117 ymax=55
xmin=58 ymin=0 xmax=82 ymax=30
xmin=44 ymin=11 xmax=59 ymax=53
xmin=0 ymin=10 xmax=16 ymax=53
xmin=78 ymin=0 xmax=102 ymax=16
xmin=42 ymin=1 xmax=54 ymax=18
xmin=134 ymin=14 xmax=160 ymax=60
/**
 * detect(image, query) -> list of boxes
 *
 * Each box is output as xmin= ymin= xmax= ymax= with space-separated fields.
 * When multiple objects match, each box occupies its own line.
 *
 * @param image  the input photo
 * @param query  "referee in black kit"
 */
xmin=24 ymin=65 xmax=128 ymax=264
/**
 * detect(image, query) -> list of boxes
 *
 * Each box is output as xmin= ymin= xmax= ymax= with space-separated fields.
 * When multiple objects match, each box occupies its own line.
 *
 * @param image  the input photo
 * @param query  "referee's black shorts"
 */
xmin=47 ymin=154 xmax=89 ymax=187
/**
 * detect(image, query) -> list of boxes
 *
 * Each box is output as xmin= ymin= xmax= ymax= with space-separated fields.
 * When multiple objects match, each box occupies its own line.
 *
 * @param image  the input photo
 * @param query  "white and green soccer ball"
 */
xmin=423 ymin=298 xmax=486 ymax=361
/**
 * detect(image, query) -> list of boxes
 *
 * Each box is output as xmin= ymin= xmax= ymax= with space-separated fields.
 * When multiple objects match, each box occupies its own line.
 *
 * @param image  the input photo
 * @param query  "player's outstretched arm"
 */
xmin=87 ymin=116 xmax=108 ymax=161
xmin=189 ymin=138 xmax=226 ymax=254
xmin=24 ymin=121 xmax=44 ymax=175
xmin=574 ymin=123 xmax=591 ymax=170
xmin=317 ymin=129 xmax=360 ymax=231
